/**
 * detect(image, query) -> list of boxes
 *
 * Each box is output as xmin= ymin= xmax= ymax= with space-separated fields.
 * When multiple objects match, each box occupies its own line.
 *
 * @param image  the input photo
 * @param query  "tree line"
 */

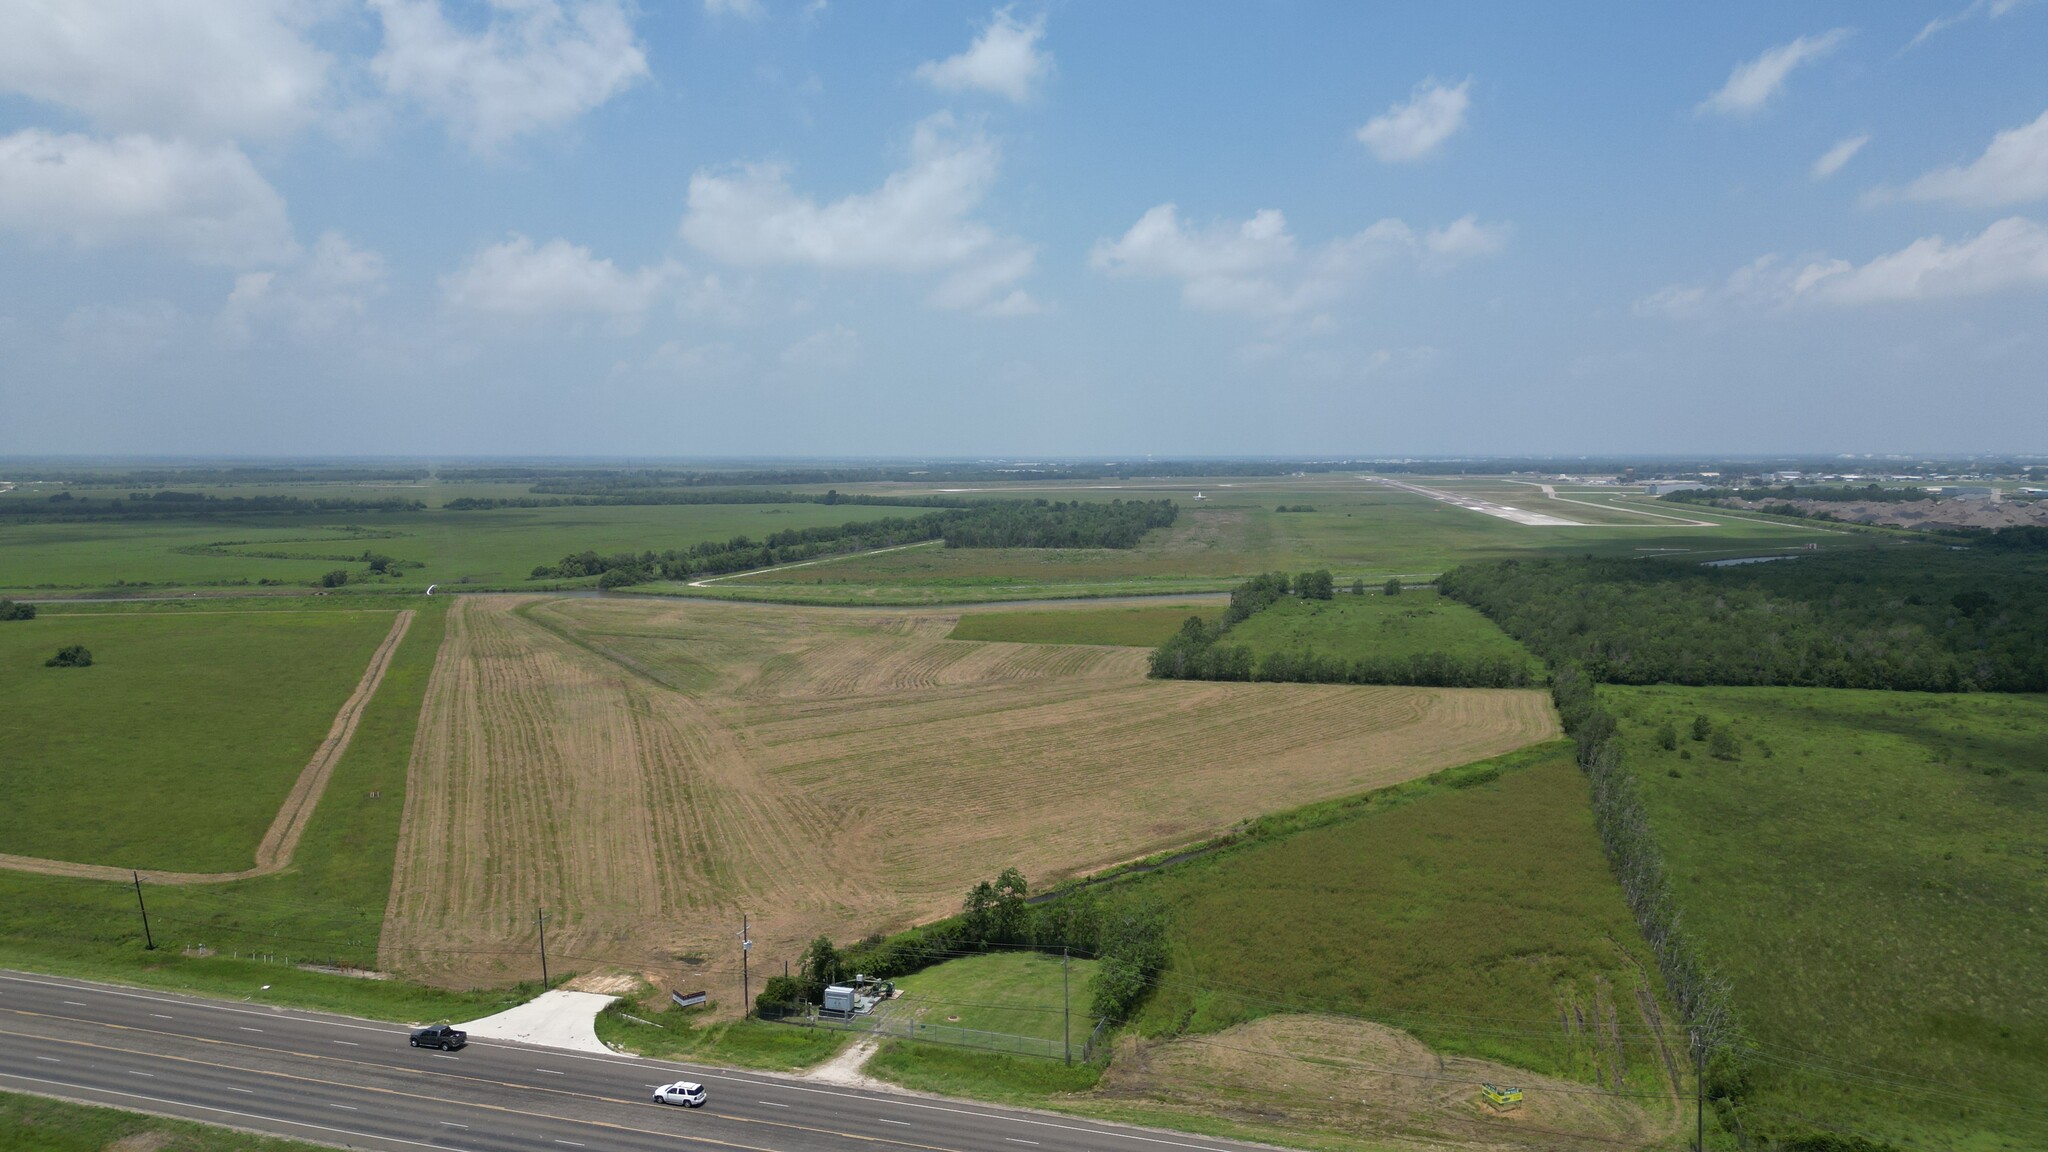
xmin=757 ymin=868 xmax=1170 ymax=1025
xmin=533 ymin=500 xmax=1181 ymax=587
xmin=1437 ymin=543 xmax=2048 ymax=692
xmin=1151 ymin=571 xmax=1535 ymax=687
xmin=0 ymin=599 xmax=35 ymax=620
xmin=445 ymin=488 xmax=978 ymax=511
xmin=1663 ymin=483 xmax=1934 ymax=506
xmin=2 ymin=492 xmax=424 ymax=521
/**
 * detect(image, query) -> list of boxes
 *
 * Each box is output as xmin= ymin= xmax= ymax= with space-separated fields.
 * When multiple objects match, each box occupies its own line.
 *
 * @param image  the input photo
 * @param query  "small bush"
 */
xmin=1691 ymin=715 xmax=1712 ymax=742
xmin=319 ymin=569 xmax=349 ymax=588
xmin=1656 ymin=722 xmax=1678 ymax=751
xmin=45 ymin=644 xmax=92 ymax=667
xmin=1709 ymin=728 xmax=1740 ymax=760
xmin=0 ymin=598 xmax=35 ymax=620
xmin=1383 ymin=577 xmax=1404 ymax=596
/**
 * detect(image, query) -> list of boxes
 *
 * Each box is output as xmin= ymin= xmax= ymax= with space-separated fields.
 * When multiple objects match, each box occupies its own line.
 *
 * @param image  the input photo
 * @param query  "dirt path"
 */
xmin=0 ymin=610 xmax=415 ymax=885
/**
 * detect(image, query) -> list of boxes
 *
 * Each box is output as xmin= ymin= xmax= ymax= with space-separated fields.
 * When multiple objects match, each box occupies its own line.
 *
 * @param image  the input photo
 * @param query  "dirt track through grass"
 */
xmin=0 ymin=610 xmax=415 ymax=884
xmin=382 ymin=597 xmax=1556 ymax=999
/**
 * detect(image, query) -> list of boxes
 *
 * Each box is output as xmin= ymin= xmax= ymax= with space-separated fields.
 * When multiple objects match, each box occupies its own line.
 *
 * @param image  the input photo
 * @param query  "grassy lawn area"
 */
xmin=948 ymin=603 xmax=1221 ymax=647
xmin=0 ymin=1090 xmax=334 ymax=1152
xmin=594 ymin=1000 xmax=847 ymax=1071
xmin=0 ymin=608 xmax=402 ymax=871
xmin=1226 ymin=588 xmax=1538 ymax=668
xmin=891 ymin=950 xmax=1100 ymax=1048
xmin=1608 ymin=685 xmax=2048 ymax=1150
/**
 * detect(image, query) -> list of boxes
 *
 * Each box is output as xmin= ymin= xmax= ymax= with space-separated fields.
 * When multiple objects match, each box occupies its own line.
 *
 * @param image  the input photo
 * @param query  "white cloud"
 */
xmin=1355 ymin=79 xmax=1471 ymax=163
xmin=441 ymin=234 xmax=666 ymax=329
xmin=680 ymin=114 xmax=1037 ymax=312
xmin=1906 ymin=0 xmax=2026 ymax=51
xmin=703 ymin=0 xmax=765 ymax=18
xmin=780 ymin=324 xmax=860 ymax=373
xmin=1637 ymin=217 xmax=2048 ymax=313
xmin=0 ymin=130 xmax=293 ymax=265
xmin=58 ymin=300 xmax=182 ymax=361
xmin=219 ymin=233 xmax=387 ymax=344
xmin=0 ymin=1 xmax=334 ymax=141
xmin=370 ymin=0 xmax=648 ymax=152
xmin=1903 ymin=108 xmax=2048 ymax=207
xmin=915 ymin=8 xmax=1052 ymax=103
xmin=1699 ymin=29 xmax=1850 ymax=117
xmin=1090 ymin=204 xmax=1506 ymax=328
xmin=1811 ymin=134 xmax=1870 ymax=180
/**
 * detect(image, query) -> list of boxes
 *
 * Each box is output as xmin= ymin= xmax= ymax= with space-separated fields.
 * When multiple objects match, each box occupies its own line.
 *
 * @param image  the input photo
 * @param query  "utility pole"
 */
xmin=131 ymin=871 xmax=154 ymax=951
xmin=739 ymin=914 xmax=752 ymax=1018
xmin=1062 ymin=947 xmax=1071 ymax=1066
xmin=536 ymin=908 xmax=549 ymax=990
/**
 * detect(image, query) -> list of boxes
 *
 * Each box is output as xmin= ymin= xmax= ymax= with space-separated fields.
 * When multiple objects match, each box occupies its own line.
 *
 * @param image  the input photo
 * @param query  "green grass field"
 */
xmin=1608 ymin=685 xmax=2048 ymax=1150
xmin=0 ymin=600 xmax=523 ymax=1024
xmin=892 ymin=951 xmax=1100 ymax=1048
xmin=594 ymin=1001 xmax=847 ymax=1071
xmin=947 ymin=604 xmax=1222 ymax=647
xmin=1102 ymin=744 xmax=1672 ymax=1092
xmin=0 ymin=608 xmax=402 ymax=871
xmin=1224 ymin=588 xmax=1538 ymax=667
xmin=0 ymin=1090 xmax=334 ymax=1152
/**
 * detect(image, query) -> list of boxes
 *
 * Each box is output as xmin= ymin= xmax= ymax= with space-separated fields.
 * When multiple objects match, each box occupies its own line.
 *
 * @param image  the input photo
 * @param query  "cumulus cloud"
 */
xmin=1637 ymin=217 xmax=2048 ymax=313
xmin=370 ymin=0 xmax=648 ymax=152
xmin=1902 ymin=108 xmax=2048 ymax=207
xmin=219 ymin=233 xmax=387 ymax=344
xmin=680 ymin=114 xmax=1039 ymax=313
xmin=1699 ymin=29 xmax=1849 ymax=117
xmin=1090 ymin=204 xmax=1506 ymax=328
xmin=916 ymin=8 xmax=1052 ymax=103
xmin=0 ymin=130 xmax=293 ymax=265
xmin=1811 ymin=134 xmax=1870 ymax=180
xmin=441 ymin=234 xmax=667 ymax=329
xmin=0 ymin=1 xmax=334 ymax=141
xmin=1355 ymin=79 xmax=1471 ymax=163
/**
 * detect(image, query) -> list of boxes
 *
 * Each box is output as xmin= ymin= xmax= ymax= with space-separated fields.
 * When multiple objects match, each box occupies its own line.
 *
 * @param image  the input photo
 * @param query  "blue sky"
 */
xmin=1 ymin=1 xmax=2044 ymax=457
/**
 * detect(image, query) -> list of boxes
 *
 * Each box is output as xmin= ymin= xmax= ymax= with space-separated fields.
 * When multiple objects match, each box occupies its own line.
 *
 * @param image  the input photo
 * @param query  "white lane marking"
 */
xmin=432 ymin=1053 xmax=459 ymax=1061
xmin=330 ymin=1103 xmax=357 ymax=1111
xmin=34 ymin=1057 xmax=59 ymax=1063
xmin=439 ymin=1121 xmax=468 ymax=1129
xmin=332 ymin=1040 xmax=358 ymax=1047
xmin=127 ymin=1070 xmax=154 ymax=1077
xmin=556 ymin=1142 xmax=585 ymax=1148
xmin=1008 ymin=1140 xmax=1041 ymax=1146
xmin=63 ymin=1000 xmax=86 ymax=1006
xmin=878 ymin=1118 xmax=911 ymax=1126
xmin=225 ymin=1086 xmax=253 ymax=1094
xmin=0 ymin=972 xmax=402 ymax=1041
xmin=536 ymin=1068 xmax=563 ymax=1075
xmin=239 ymin=1027 xmax=263 ymax=1033
xmin=151 ymin=1014 xmax=173 ymax=1020
xmin=759 ymin=1100 xmax=789 ymax=1108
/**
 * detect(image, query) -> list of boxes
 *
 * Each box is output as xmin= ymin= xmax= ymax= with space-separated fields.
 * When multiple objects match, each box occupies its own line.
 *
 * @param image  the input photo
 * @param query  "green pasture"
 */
xmin=0 ymin=499 xmax=902 ymax=595
xmin=1608 ymin=685 xmax=2048 ymax=1150
xmin=892 ymin=950 xmax=1099 ymax=1047
xmin=0 ymin=1090 xmax=334 ymax=1152
xmin=1101 ymin=744 xmax=1674 ymax=1092
xmin=0 ymin=600 xmax=513 ymax=1024
xmin=0 ymin=609 xmax=400 ymax=871
xmin=595 ymin=1001 xmax=847 ymax=1071
xmin=948 ymin=603 xmax=1222 ymax=647
xmin=1225 ymin=588 xmax=1538 ymax=667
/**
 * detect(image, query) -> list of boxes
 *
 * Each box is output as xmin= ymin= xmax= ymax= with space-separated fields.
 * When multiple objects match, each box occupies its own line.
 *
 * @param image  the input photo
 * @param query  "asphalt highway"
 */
xmin=0 ymin=970 xmax=1264 ymax=1152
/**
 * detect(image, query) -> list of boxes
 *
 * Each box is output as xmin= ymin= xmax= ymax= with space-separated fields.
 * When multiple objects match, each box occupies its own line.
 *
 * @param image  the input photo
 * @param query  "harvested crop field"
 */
xmin=382 ymin=596 xmax=1555 ymax=999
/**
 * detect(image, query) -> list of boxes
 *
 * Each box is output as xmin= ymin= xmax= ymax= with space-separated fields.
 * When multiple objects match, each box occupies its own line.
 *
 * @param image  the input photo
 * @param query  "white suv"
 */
xmin=652 ymin=1081 xmax=707 ymax=1108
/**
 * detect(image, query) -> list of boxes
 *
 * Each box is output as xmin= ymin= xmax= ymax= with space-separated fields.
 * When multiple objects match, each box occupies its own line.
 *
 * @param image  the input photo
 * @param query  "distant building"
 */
xmin=1644 ymin=481 xmax=1707 ymax=496
xmin=1948 ymin=486 xmax=1995 ymax=500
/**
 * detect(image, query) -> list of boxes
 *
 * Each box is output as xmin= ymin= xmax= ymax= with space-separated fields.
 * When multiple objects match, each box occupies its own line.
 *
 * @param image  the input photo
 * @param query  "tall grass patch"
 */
xmin=0 ymin=609 xmax=401 ymax=871
xmin=1609 ymin=685 xmax=2048 ymax=1149
xmin=1227 ymin=589 xmax=1538 ymax=667
xmin=1106 ymin=745 xmax=1675 ymax=1091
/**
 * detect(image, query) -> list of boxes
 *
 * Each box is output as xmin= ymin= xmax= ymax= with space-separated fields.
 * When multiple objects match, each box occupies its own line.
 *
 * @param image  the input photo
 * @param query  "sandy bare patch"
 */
xmin=381 ymin=597 xmax=1555 ymax=1002
xmin=1094 ymin=1014 xmax=1677 ymax=1152
xmin=0 ymin=611 xmax=414 ymax=885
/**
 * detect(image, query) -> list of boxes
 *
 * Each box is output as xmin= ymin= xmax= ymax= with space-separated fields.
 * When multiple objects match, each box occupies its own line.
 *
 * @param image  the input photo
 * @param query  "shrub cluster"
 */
xmin=938 ymin=498 xmax=1178 ymax=549
xmin=4 ymin=492 xmax=422 ymax=521
xmin=0 ymin=599 xmax=34 ymax=621
xmin=45 ymin=644 xmax=92 ymax=667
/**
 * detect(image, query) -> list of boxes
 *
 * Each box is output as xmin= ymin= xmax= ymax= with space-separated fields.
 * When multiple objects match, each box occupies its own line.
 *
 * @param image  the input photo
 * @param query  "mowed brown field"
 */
xmin=382 ymin=596 xmax=1556 ymax=999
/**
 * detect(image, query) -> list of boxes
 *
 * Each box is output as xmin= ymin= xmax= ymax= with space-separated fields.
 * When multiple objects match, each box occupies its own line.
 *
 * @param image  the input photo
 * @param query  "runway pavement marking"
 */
xmin=2 ymin=1026 xmax=975 ymax=1152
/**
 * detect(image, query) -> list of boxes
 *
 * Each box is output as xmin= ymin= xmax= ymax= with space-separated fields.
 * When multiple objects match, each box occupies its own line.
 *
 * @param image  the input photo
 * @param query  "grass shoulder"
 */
xmin=0 ymin=1089 xmax=337 ymax=1152
xmin=594 ymin=1000 xmax=846 ymax=1071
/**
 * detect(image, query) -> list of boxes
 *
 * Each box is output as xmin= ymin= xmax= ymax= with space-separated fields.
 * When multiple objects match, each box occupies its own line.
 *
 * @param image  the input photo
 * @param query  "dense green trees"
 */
xmin=1 ymin=493 xmax=421 ymax=521
xmin=45 ymin=645 xmax=92 ymax=667
xmin=938 ymin=498 xmax=1177 ymax=549
xmin=1438 ymin=544 xmax=2048 ymax=692
xmin=0 ymin=599 xmax=34 ymax=620
xmin=1294 ymin=569 xmax=1334 ymax=600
